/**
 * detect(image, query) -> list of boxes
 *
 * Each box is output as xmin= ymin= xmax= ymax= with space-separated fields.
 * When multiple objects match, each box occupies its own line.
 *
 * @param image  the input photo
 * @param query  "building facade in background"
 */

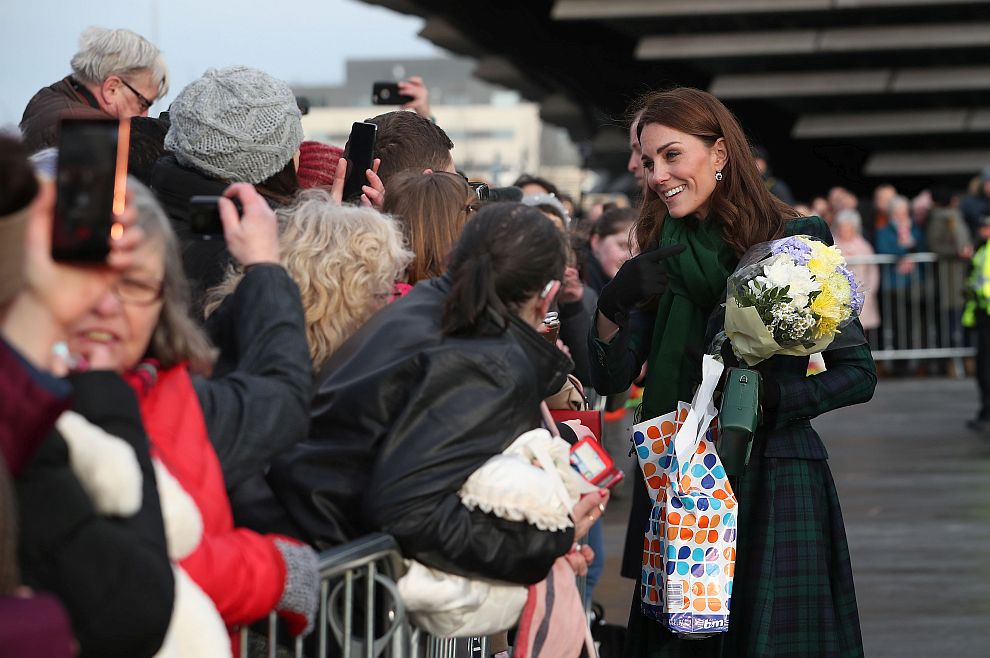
xmin=294 ymin=57 xmax=584 ymax=194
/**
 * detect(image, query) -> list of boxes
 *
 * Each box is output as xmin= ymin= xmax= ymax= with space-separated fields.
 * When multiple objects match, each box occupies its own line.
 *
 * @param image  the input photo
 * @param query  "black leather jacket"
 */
xmin=267 ymin=276 xmax=575 ymax=584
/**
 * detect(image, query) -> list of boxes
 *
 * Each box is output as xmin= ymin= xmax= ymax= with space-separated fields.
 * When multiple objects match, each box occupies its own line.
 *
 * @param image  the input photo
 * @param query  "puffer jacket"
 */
xmin=267 ymin=275 xmax=575 ymax=585
xmin=19 ymin=76 xmax=109 ymax=152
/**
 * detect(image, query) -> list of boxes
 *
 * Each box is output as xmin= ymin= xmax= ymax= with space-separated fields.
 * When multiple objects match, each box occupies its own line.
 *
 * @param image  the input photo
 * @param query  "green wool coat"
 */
xmin=591 ymin=216 xmax=876 ymax=657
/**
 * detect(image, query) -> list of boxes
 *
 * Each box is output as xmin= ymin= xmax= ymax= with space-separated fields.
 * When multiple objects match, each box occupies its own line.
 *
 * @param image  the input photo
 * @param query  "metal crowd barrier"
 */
xmin=240 ymin=534 xmax=497 ymax=658
xmin=845 ymin=253 xmax=974 ymax=370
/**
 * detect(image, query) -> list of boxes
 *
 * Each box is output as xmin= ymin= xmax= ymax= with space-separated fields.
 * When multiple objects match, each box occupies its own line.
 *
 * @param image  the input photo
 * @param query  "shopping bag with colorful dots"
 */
xmin=631 ymin=355 xmax=737 ymax=637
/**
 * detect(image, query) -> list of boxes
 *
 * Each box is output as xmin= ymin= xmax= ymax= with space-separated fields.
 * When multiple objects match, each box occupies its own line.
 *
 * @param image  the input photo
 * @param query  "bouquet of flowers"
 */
xmin=724 ymin=235 xmax=864 ymax=366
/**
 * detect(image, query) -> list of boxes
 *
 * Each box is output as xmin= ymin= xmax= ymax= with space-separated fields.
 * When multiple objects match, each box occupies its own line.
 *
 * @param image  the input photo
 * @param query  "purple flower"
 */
xmin=770 ymin=237 xmax=813 ymax=265
xmin=839 ymin=264 xmax=865 ymax=314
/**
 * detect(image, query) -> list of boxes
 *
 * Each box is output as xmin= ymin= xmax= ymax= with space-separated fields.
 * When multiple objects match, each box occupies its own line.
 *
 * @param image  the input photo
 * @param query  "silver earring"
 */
xmin=715 ymin=170 xmax=723 ymax=182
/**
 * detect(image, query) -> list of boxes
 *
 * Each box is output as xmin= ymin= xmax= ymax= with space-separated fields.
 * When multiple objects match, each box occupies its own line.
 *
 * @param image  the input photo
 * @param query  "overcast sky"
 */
xmin=0 ymin=0 xmax=440 ymax=126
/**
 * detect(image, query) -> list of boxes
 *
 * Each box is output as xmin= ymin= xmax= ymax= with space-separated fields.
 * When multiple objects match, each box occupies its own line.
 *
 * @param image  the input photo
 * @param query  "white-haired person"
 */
xmin=20 ymin=27 xmax=168 ymax=151
xmin=832 ymin=208 xmax=880 ymax=333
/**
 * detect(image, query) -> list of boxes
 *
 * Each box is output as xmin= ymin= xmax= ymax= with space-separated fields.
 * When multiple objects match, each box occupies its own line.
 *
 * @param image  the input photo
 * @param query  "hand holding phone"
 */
xmin=570 ymin=436 xmax=624 ymax=489
xmin=571 ymin=490 xmax=610 ymax=541
xmin=52 ymin=118 xmax=130 ymax=262
xmin=372 ymin=82 xmax=414 ymax=105
xmin=218 ymin=183 xmax=280 ymax=267
xmin=343 ymin=122 xmax=378 ymax=203
xmin=188 ymin=195 xmax=238 ymax=238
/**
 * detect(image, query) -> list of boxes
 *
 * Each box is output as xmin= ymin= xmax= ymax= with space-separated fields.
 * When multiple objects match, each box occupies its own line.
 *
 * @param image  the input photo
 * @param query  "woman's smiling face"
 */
xmin=640 ymin=123 xmax=726 ymax=220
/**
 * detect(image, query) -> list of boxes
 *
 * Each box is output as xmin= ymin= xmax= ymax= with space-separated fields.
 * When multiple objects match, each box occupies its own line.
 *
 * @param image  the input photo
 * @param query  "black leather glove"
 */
xmin=597 ymin=243 xmax=686 ymax=326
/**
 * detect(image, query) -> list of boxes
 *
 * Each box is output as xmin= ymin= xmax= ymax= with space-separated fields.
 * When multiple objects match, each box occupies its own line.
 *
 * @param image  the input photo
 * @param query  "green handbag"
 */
xmin=716 ymin=368 xmax=761 ymax=477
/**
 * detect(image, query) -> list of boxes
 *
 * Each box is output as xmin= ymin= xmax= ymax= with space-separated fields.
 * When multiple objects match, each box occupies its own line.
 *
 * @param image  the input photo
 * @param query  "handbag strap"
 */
xmin=541 ymin=401 xmax=560 ymax=438
xmin=535 ymin=402 xmax=577 ymax=515
xmin=674 ymin=355 xmax=723 ymax=467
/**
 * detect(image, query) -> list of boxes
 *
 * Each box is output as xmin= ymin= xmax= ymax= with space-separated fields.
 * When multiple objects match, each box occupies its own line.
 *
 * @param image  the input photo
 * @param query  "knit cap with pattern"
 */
xmin=165 ymin=66 xmax=303 ymax=185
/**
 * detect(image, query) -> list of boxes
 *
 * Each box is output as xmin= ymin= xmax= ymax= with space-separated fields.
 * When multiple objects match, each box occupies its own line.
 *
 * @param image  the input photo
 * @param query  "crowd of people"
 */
xmin=2 ymin=26 xmax=615 ymax=658
xmin=20 ymin=19 xmax=990 ymax=658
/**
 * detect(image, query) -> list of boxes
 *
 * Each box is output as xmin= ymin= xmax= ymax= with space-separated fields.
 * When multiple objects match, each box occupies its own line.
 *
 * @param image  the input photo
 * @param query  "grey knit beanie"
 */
xmin=165 ymin=66 xmax=303 ymax=185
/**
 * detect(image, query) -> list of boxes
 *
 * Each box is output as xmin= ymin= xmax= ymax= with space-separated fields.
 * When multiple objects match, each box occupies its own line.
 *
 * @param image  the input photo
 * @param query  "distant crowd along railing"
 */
xmin=844 ymin=253 xmax=974 ymax=366
xmin=239 ymin=532 xmax=494 ymax=658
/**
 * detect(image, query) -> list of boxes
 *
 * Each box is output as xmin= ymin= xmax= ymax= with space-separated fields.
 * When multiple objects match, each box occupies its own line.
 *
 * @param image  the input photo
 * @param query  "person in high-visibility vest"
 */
xmin=962 ymin=215 xmax=990 ymax=431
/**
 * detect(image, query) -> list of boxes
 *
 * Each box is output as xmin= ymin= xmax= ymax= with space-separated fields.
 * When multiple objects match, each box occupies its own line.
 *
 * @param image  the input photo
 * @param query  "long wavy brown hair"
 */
xmin=633 ymin=88 xmax=798 ymax=255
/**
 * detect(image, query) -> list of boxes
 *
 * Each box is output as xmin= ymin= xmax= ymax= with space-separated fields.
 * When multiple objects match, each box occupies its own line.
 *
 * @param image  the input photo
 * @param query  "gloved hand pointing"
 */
xmin=597 ymin=243 xmax=686 ymax=326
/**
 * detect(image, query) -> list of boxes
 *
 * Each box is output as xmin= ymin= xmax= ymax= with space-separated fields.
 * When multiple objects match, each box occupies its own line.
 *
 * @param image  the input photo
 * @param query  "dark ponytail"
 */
xmin=442 ymin=203 xmax=567 ymax=336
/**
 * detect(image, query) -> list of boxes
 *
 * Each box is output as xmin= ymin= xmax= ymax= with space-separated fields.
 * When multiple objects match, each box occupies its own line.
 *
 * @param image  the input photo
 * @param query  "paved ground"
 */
xmin=592 ymin=377 xmax=990 ymax=657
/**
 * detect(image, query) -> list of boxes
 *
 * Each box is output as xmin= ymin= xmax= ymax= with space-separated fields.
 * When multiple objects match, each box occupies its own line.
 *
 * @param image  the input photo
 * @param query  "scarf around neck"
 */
xmin=641 ymin=215 xmax=737 ymax=420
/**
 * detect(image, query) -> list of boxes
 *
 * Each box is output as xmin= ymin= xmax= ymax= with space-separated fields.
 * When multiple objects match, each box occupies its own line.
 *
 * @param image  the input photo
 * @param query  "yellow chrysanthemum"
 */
xmin=824 ymin=271 xmax=852 ymax=306
xmin=810 ymin=287 xmax=843 ymax=321
xmin=801 ymin=238 xmax=845 ymax=278
xmin=814 ymin=316 xmax=840 ymax=340
xmin=807 ymin=258 xmax=833 ymax=279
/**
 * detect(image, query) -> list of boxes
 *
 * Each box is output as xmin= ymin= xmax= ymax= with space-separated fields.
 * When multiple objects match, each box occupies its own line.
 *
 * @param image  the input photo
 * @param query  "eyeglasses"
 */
xmin=113 ymin=277 xmax=163 ymax=305
xmin=118 ymin=77 xmax=155 ymax=112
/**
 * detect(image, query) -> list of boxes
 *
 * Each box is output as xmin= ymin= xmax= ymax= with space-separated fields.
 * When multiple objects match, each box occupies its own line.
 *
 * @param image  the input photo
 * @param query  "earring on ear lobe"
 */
xmin=715 ymin=170 xmax=723 ymax=182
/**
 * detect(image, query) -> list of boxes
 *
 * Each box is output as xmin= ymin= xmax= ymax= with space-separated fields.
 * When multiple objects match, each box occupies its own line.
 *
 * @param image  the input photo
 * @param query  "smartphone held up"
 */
xmin=342 ymin=121 xmax=377 ymax=203
xmin=52 ymin=118 xmax=130 ymax=262
xmin=371 ymin=81 xmax=414 ymax=105
xmin=188 ymin=196 xmax=243 ymax=239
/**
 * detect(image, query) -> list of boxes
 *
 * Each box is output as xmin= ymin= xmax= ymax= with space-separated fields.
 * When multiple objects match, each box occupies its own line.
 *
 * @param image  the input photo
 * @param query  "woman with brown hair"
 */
xmin=590 ymin=88 xmax=875 ymax=657
xmin=381 ymin=170 xmax=475 ymax=287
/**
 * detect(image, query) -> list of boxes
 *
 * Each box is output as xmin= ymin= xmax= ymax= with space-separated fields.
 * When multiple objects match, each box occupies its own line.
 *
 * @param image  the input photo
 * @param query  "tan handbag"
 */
xmin=544 ymin=374 xmax=588 ymax=411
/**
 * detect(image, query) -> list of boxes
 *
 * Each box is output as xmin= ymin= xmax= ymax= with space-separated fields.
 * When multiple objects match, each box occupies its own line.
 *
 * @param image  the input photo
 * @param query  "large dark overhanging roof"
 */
xmin=363 ymin=0 xmax=990 ymax=198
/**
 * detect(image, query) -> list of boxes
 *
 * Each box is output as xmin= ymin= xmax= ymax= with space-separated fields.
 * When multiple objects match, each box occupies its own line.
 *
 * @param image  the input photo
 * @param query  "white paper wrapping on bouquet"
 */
xmin=723 ymin=233 xmax=865 ymax=366
xmin=725 ymin=302 xmax=835 ymax=366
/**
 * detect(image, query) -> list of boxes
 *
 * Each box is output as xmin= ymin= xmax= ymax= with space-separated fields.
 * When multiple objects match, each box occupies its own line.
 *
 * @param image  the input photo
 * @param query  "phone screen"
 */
xmin=571 ymin=442 xmax=609 ymax=482
xmin=53 ymin=118 xmax=129 ymax=262
xmin=343 ymin=121 xmax=377 ymax=203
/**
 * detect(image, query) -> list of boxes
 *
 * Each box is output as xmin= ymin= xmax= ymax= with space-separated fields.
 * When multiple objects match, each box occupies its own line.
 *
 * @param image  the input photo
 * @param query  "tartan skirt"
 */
xmin=626 ymin=448 xmax=865 ymax=658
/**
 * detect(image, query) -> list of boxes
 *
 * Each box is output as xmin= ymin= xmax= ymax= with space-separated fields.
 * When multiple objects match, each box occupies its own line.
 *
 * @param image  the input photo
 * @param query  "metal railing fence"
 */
xmin=239 ymin=534 xmax=501 ymax=658
xmin=844 ymin=253 xmax=974 ymax=369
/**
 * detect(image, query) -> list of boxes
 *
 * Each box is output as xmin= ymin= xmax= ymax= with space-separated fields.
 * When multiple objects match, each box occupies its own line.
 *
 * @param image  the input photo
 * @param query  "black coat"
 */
xmin=150 ymin=154 xmax=233 ymax=314
xmin=16 ymin=372 xmax=174 ymax=658
xmin=194 ymin=264 xmax=312 ymax=491
xmin=267 ymin=276 xmax=575 ymax=585
xmin=557 ymin=286 xmax=598 ymax=387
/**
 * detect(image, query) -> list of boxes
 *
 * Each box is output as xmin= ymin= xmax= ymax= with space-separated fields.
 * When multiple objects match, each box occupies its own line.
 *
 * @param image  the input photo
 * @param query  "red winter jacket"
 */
xmin=127 ymin=364 xmax=287 ymax=631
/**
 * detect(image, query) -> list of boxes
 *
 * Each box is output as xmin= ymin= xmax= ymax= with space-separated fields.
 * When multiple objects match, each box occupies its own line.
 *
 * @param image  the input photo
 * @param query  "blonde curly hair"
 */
xmin=206 ymin=189 xmax=412 ymax=370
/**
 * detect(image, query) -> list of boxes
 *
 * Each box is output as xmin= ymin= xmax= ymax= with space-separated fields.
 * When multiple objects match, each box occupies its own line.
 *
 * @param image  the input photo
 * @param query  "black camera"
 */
xmin=468 ymin=182 xmax=523 ymax=204
xmin=188 ymin=196 xmax=243 ymax=239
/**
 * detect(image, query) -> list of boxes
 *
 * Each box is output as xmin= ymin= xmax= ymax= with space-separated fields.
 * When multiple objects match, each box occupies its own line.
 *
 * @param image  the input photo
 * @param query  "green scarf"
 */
xmin=641 ymin=216 xmax=738 ymax=420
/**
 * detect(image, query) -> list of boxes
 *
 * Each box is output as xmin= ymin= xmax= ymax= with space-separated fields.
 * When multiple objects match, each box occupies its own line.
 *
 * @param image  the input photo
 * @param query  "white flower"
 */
xmin=761 ymin=255 xmax=820 ymax=308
